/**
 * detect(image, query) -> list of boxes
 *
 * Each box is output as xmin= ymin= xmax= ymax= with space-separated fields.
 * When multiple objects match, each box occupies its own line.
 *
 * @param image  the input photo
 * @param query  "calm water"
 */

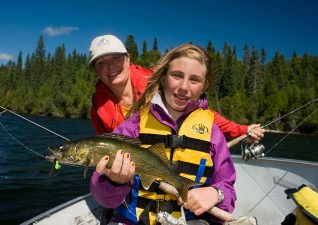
xmin=0 ymin=113 xmax=317 ymax=225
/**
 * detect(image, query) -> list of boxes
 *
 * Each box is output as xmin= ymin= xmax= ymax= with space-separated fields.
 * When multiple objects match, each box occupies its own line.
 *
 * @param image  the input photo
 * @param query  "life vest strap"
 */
xmin=139 ymin=134 xmax=210 ymax=152
xmin=169 ymin=161 xmax=213 ymax=179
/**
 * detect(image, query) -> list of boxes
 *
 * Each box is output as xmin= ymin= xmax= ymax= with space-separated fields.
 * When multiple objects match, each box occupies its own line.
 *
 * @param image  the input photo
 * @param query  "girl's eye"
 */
xmin=170 ymin=73 xmax=183 ymax=79
xmin=190 ymin=78 xmax=201 ymax=83
xmin=190 ymin=75 xmax=203 ymax=84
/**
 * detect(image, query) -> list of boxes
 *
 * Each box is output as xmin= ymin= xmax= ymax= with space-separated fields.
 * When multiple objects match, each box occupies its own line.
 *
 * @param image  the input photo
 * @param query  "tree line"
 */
xmin=0 ymin=35 xmax=317 ymax=133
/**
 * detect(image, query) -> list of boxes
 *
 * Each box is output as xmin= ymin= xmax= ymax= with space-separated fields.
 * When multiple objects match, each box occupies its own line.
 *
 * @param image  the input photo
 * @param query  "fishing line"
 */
xmin=0 ymin=172 xmax=61 ymax=182
xmin=0 ymin=114 xmax=87 ymax=169
xmin=0 ymin=106 xmax=76 ymax=181
xmin=260 ymin=97 xmax=318 ymax=130
xmin=0 ymin=120 xmax=46 ymax=158
xmin=239 ymin=163 xmax=288 ymax=216
xmin=264 ymin=108 xmax=318 ymax=156
xmin=227 ymin=97 xmax=318 ymax=148
xmin=0 ymin=106 xmax=70 ymax=157
xmin=0 ymin=106 xmax=70 ymax=141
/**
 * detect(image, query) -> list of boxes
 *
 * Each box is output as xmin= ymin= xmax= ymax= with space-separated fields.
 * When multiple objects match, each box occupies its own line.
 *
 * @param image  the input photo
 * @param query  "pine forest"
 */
xmin=0 ymin=35 xmax=317 ymax=133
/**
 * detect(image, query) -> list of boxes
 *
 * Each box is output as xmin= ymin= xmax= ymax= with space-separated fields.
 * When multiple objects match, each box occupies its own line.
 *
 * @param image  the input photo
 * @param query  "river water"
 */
xmin=0 ymin=113 xmax=317 ymax=224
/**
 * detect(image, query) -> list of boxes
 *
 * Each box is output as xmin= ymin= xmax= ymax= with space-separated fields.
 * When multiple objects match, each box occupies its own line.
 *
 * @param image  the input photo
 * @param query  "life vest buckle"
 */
xmin=170 ymin=135 xmax=187 ymax=149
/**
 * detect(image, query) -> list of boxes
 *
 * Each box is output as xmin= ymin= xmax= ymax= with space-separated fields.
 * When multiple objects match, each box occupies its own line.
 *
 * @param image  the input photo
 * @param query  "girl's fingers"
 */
xmin=110 ymin=150 xmax=124 ymax=174
xmin=96 ymin=155 xmax=110 ymax=174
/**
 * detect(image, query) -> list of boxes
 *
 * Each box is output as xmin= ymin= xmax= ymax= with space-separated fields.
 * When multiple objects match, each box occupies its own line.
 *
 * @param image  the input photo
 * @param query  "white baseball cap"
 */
xmin=89 ymin=34 xmax=127 ymax=65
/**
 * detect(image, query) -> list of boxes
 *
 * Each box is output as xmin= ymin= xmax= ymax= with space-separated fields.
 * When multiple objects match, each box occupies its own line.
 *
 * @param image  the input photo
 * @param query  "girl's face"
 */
xmin=94 ymin=53 xmax=130 ymax=87
xmin=163 ymin=57 xmax=206 ymax=120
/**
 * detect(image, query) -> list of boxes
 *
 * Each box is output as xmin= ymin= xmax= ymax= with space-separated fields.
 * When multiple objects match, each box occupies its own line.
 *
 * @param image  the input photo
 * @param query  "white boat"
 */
xmin=21 ymin=156 xmax=318 ymax=225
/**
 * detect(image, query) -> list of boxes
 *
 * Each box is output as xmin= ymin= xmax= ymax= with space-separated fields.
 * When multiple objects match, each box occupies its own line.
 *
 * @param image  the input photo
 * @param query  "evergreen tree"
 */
xmin=246 ymin=46 xmax=260 ymax=97
xmin=16 ymin=51 xmax=23 ymax=77
xmin=125 ymin=35 xmax=139 ymax=63
xmin=209 ymin=52 xmax=223 ymax=113
xmin=206 ymin=40 xmax=215 ymax=56
xmin=152 ymin=38 xmax=158 ymax=51
xmin=31 ymin=35 xmax=47 ymax=87
xmin=220 ymin=44 xmax=235 ymax=97
xmin=142 ymin=40 xmax=147 ymax=55
xmin=242 ymin=44 xmax=250 ymax=89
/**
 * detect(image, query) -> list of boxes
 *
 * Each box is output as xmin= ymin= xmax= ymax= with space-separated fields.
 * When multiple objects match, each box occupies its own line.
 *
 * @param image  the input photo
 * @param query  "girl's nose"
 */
xmin=179 ymin=79 xmax=189 ymax=91
xmin=182 ymin=79 xmax=189 ymax=88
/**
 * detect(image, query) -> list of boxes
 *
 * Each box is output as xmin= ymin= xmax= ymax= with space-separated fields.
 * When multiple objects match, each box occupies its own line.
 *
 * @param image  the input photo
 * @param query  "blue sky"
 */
xmin=1 ymin=0 xmax=318 ymax=65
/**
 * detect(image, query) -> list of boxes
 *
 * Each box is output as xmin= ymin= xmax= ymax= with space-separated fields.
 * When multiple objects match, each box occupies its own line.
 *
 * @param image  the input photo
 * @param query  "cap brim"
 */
xmin=89 ymin=49 xmax=127 ymax=65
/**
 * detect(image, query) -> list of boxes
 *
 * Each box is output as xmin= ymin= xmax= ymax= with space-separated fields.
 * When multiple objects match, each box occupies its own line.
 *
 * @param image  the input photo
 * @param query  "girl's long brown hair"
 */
xmin=128 ymin=44 xmax=212 ymax=117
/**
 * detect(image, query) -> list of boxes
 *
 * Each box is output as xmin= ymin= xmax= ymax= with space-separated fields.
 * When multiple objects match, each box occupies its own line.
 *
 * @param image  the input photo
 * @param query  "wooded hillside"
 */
xmin=0 ymin=35 xmax=317 ymax=133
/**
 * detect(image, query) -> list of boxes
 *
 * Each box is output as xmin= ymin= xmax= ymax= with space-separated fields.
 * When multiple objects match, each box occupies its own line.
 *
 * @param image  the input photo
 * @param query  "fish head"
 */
xmin=48 ymin=141 xmax=91 ymax=166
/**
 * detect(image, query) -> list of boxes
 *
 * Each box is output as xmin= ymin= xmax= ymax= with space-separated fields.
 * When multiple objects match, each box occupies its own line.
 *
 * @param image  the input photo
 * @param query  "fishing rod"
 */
xmin=227 ymin=97 xmax=318 ymax=149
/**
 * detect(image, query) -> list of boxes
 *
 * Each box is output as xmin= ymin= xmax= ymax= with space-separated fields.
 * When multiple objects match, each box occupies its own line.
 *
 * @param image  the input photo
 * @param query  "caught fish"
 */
xmin=47 ymin=133 xmax=199 ymax=202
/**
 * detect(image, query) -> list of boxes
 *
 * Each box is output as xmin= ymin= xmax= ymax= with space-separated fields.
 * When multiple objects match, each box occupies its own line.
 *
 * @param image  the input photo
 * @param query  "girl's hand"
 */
xmin=178 ymin=187 xmax=218 ymax=216
xmin=96 ymin=150 xmax=135 ymax=184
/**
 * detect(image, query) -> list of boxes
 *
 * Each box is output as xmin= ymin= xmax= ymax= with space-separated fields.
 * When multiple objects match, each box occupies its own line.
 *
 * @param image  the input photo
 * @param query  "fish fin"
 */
xmin=83 ymin=155 xmax=91 ymax=179
xmin=48 ymin=158 xmax=56 ymax=180
xmin=140 ymin=174 xmax=157 ymax=190
xmin=100 ymin=133 xmax=141 ymax=146
xmin=147 ymin=143 xmax=169 ymax=163
xmin=84 ymin=166 xmax=89 ymax=179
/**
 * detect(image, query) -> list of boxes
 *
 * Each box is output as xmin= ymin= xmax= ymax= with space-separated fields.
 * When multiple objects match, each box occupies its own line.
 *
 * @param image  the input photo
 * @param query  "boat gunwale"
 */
xmin=231 ymin=154 xmax=318 ymax=167
xmin=20 ymin=193 xmax=97 ymax=225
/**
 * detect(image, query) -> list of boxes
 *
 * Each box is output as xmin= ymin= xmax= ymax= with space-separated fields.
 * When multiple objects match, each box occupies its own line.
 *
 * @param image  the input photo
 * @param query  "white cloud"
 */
xmin=43 ymin=26 xmax=79 ymax=36
xmin=0 ymin=53 xmax=13 ymax=61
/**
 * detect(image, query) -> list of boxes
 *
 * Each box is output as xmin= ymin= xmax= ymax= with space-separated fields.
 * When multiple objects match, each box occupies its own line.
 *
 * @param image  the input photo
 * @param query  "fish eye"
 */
xmin=59 ymin=146 xmax=64 ymax=151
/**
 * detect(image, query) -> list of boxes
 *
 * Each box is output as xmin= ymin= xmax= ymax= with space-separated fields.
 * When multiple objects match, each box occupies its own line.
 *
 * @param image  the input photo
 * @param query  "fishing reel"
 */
xmin=241 ymin=141 xmax=265 ymax=162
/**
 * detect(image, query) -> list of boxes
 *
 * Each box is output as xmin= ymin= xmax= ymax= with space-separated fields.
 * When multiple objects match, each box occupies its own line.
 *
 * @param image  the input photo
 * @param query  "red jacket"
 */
xmin=213 ymin=111 xmax=248 ymax=138
xmin=90 ymin=64 xmax=248 ymax=138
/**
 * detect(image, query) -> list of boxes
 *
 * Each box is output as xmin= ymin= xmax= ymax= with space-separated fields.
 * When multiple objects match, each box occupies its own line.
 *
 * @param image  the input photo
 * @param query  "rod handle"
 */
xmin=227 ymin=134 xmax=248 ymax=148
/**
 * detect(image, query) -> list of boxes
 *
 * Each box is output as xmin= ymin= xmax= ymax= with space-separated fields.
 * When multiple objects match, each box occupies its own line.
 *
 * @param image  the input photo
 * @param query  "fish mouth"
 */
xmin=45 ymin=155 xmax=56 ymax=162
xmin=45 ymin=154 xmax=84 ymax=167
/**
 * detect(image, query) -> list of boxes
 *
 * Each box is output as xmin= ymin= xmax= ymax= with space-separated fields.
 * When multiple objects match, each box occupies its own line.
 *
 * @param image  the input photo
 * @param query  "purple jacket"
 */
xmin=90 ymin=98 xmax=236 ymax=223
